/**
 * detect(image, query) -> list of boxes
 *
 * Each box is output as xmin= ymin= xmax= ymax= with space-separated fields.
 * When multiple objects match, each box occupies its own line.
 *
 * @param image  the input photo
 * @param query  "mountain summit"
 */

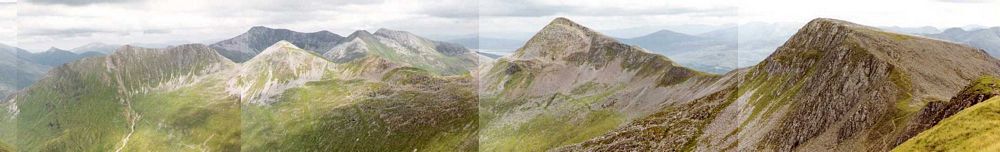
xmin=210 ymin=26 xmax=344 ymax=62
xmin=721 ymin=18 xmax=999 ymax=151
xmin=480 ymin=17 xmax=726 ymax=151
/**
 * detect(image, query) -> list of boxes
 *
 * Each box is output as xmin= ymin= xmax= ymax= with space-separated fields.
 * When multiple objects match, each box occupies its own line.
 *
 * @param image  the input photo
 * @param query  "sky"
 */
xmin=11 ymin=0 xmax=478 ymax=51
xmin=0 ymin=2 xmax=14 ymax=46
xmin=739 ymin=0 xmax=1000 ymax=28
xmin=4 ymin=0 xmax=1000 ymax=52
xmin=479 ymin=0 xmax=740 ymax=40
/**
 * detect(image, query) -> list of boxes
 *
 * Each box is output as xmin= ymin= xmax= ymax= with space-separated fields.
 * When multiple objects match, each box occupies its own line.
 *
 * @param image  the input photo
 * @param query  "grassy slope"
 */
xmin=11 ymin=43 xmax=475 ymax=151
xmin=0 ymin=101 xmax=15 ymax=152
xmin=893 ymin=96 xmax=1000 ymax=151
xmin=479 ymin=60 xmax=627 ymax=151
xmin=893 ymin=77 xmax=1000 ymax=151
xmin=13 ymin=45 xmax=240 ymax=151
xmin=15 ymin=58 xmax=126 ymax=152
xmin=123 ymin=75 xmax=241 ymax=151
xmin=242 ymin=67 xmax=478 ymax=151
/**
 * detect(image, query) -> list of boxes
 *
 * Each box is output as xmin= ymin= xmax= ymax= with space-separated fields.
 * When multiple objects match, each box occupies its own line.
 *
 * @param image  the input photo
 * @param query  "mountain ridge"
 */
xmin=553 ymin=17 xmax=1000 ymax=151
xmin=210 ymin=26 xmax=344 ymax=62
xmin=481 ymin=17 xmax=730 ymax=151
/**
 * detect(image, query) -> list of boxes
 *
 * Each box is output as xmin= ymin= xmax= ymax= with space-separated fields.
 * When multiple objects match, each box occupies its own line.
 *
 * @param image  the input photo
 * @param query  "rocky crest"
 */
xmin=900 ymin=76 xmax=1000 ymax=143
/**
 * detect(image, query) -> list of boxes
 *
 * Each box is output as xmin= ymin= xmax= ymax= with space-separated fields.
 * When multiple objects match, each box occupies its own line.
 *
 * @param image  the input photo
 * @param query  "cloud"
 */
xmin=14 ymin=0 xmax=480 ymax=51
xmin=141 ymin=29 xmax=171 ymax=34
xmin=26 ymin=0 xmax=141 ymax=6
xmin=417 ymin=0 xmax=478 ymax=18
xmin=21 ymin=28 xmax=120 ymax=38
xmin=480 ymin=0 xmax=569 ymax=17
xmin=0 ymin=2 xmax=15 ymax=45
xmin=937 ymin=0 xmax=993 ymax=3
xmin=480 ymin=0 xmax=736 ymax=17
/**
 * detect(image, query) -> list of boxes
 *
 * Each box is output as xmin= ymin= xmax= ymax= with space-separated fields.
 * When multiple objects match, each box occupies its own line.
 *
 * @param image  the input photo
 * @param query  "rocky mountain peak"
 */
xmin=547 ymin=17 xmax=580 ymax=27
xmin=512 ymin=17 xmax=681 ymax=72
xmin=736 ymin=18 xmax=1000 ymax=151
xmin=210 ymin=26 xmax=344 ymax=62
xmin=45 ymin=47 xmax=70 ymax=53
xmin=346 ymin=30 xmax=375 ymax=40
xmin=253 ymin=40 xmax=313 ymax=59
xmin=373 ymin=28 xmax=412 ymax=37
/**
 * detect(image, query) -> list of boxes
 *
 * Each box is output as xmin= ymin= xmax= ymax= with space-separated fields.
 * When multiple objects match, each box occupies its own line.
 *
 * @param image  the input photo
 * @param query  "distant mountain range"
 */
xmin=0 ymin=44 xmax=109 ymax=99
xmin=925 ymin=27 xmax=1000 ymax=58
xmin=614 ymin=22 xmax=800 ymax=74
xmin=69 ymin=42 xmax=119 ymax=54
xmin=3 ymin=25 xmax=478 ymax=151
xmin=614 ymin=23 xmax=999 ymax=74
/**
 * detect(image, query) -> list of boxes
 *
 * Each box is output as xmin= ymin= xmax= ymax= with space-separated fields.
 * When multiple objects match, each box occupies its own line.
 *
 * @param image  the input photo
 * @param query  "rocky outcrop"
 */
xmin=900 ymin=76 xmax=1000 ymax=144
xmin=893 ymin=96 xmax=1000 ymax=151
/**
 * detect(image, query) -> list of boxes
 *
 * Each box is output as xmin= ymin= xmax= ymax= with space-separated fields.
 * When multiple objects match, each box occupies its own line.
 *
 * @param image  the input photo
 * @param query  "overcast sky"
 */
xmin=12 ymin=0 xmax=478 ymax=51
xmin=479 ymin=0 xmax=740 ymax=40
xmin=739 ymin=0 xmax=1000 ymax=28
xmin=4 ymin=0 xmax=1000 ymax=52
xmin=0 ymin=2 xmax=14 ymax=46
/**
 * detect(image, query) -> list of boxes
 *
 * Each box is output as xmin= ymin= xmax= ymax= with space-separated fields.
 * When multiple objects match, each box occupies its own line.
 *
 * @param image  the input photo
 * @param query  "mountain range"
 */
xmin=2 ymin=25 xmax=478 ymax=151
xmin=481 ymin=18 xmax=1000 ymax=151
xmin=2 ymin=17 xmax=999 ymax=151
xmin=926 ymin=27 xmax=1000 ymax=58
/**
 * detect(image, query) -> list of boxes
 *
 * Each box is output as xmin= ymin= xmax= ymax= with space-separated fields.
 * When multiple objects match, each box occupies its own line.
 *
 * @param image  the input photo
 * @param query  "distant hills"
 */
xmin=0 ymin=44 xmax=109 ymax=99
xmin=615 ymin=23 xmax=999 ymax=74
xmin=69 ymin=42 xmax=119 ymax=54
xmin=616 ymin=22 xmax=800 ymax=74
xmin=926 ymin=27 xmax=1000 ymax=58
xmin=619 ymin=29 xmax=737 ymax=74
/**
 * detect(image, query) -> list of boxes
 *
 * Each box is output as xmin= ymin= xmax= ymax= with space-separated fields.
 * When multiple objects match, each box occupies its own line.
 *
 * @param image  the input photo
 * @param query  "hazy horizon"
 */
xmin=3 ymin=0 xmax=1000 ymax=52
